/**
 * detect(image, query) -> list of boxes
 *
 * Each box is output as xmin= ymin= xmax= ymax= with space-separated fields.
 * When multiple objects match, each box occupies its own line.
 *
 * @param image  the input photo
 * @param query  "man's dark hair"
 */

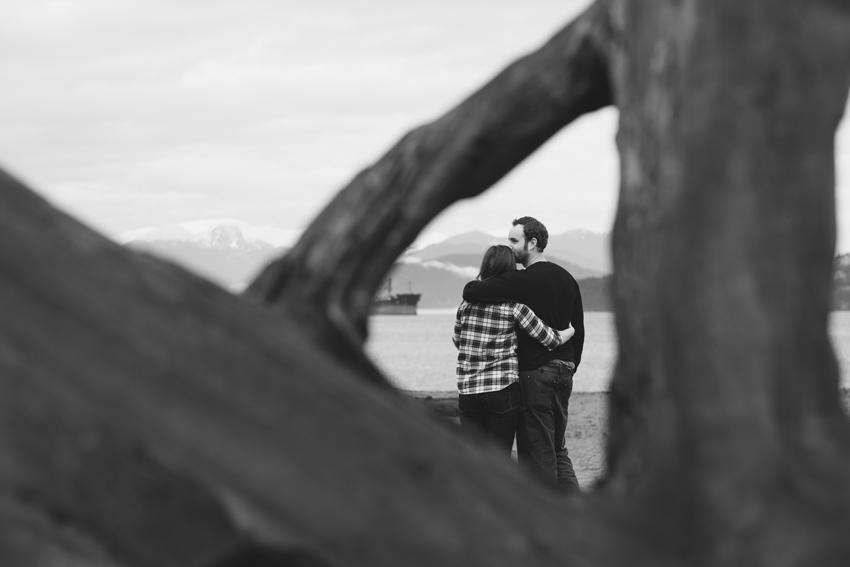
xmin=512 ymin=216 xmax=548 ymax=252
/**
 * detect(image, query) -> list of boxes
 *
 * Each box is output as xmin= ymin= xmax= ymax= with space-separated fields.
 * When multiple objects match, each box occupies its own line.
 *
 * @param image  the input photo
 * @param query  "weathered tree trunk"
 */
xmin=3 ymin=0 xmax=850 ymax=565
xmin=601 ymin=0 xmax=850 ymax=561
xmin=247 ymin=0 xmax=850 ymax=563
xmin=0 ymin=168 xmax=593 ymax=566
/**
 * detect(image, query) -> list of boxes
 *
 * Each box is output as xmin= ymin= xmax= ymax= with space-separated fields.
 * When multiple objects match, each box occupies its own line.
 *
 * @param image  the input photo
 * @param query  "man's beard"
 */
xmin=514 ymin=248 xmax=529 ymax=266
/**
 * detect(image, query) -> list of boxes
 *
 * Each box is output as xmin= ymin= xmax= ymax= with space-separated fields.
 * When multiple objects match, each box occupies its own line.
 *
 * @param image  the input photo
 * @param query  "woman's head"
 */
xmin=477 ymin=245 xmax=517 ymax=280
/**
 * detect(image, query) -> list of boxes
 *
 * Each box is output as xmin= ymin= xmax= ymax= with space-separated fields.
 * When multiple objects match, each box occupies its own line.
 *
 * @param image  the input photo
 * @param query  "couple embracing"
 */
xmin=453 ymin=216 xmax=584 ymax=494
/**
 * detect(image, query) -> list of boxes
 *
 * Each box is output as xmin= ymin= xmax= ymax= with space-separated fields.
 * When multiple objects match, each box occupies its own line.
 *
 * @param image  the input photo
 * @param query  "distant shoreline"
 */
xmin=407 ymin=388 xmax=850 ymax=403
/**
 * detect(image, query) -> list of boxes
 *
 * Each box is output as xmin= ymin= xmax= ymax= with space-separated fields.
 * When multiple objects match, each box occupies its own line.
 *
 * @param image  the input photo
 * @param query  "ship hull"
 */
xmin=370 ymin=293 xmax=421 ymax=315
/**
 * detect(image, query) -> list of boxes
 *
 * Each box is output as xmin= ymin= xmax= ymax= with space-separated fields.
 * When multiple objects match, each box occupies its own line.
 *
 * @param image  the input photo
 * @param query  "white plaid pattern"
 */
xmin=453 ymin=302 xmax=561 ymax=395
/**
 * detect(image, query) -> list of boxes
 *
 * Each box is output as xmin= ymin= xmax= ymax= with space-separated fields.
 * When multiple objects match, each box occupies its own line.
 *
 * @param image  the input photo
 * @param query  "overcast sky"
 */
xmin=1 ymin=0 xmax=849 ymax=250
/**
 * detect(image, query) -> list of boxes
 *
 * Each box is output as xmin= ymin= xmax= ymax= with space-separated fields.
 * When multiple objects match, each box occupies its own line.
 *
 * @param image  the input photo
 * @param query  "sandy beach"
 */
xmin=410 ymin=389 xmax=850 ymax=490
xmin=409 ymin=390 xmax=608 ymax=488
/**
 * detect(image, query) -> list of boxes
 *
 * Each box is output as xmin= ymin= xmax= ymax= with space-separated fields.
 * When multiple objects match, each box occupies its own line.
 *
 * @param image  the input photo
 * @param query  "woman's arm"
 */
xmin=462 ymin=271 xmax=525 ymax=304
xmin=452 ymin=303 xmax=464 ymax=349
xmin=512 ymin=303 xmax=565 ymax=350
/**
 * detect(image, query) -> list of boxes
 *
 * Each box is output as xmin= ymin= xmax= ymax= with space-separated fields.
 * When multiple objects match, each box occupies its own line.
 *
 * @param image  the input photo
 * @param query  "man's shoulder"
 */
xmin=528 ymin=260 xmax=577 ymax=282
xmin=497 ymin=269 xmax=528 ymax=283
xmin=462 ymin=300 xmax=512 ymax=313
xmin=462 ymin=270 xmax=528 ymax=303
xmin=468 ymin=269 xmax=527 ymax=288
xmin=527 ymin=262 xmax=582 ymax=297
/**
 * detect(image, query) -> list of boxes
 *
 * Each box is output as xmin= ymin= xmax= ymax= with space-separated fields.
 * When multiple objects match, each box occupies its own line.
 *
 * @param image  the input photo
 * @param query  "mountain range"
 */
xmin=415 ymin=230 xmax=611 ymax=273
xmin=126 ymin=225 xmax=287 ymax=292
xmin=122 ymin=222 xmax=850 ymax=312
xmin=122 ymin=224 xmax=613 ymax=305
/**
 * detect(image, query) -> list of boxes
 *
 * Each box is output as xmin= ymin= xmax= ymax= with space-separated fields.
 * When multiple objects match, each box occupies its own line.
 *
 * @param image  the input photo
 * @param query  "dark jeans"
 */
xmin=458 ymin=382 xmax=520 ymax=457
xmin=517 ymin=361 xmax=580 ymax=494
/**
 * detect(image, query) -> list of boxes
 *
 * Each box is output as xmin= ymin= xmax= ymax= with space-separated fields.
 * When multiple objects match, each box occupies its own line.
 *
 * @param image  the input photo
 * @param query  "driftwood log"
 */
xmin=3 ymin=0 xmax=850 ymax=565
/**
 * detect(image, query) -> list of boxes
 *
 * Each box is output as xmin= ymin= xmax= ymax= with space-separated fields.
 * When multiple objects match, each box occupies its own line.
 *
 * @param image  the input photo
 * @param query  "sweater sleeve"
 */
xmin=462 ymin=271 xmax=525 ymax=304
xmin=512 ymin=304 xmax=561 ymax=350
xmin=452 ymin=303 xmax=464 ymax=349
xmin=571 ymin=284 xmax=585 ymax=369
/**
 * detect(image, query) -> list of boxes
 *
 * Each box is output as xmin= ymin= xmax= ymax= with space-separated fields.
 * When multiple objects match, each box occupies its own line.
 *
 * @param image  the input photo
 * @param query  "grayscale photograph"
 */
xmin=1 ymin=1 xmax=850 ymax=565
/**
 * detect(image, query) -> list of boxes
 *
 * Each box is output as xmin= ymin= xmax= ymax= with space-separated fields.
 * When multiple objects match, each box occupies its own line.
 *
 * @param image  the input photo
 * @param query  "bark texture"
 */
xmin=602 ymin=0 xmax=850 ymax=563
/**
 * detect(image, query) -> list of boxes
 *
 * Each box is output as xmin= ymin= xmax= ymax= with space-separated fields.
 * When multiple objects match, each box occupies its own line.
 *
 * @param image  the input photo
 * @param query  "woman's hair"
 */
xmin=477 ymin=245 xmax=517 ymax=280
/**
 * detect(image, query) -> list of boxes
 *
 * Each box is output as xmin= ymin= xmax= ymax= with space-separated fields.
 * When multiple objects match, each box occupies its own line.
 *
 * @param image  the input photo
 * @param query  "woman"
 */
xmin=452 ymin=244 xmax=574 ymax=456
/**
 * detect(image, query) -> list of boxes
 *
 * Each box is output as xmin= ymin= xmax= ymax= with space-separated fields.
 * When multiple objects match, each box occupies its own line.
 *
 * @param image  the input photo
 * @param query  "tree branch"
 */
xmin=243 ymin=0 xmax=614 ymax=382
xmin=0 ymin=167 xmax=593 ymax=566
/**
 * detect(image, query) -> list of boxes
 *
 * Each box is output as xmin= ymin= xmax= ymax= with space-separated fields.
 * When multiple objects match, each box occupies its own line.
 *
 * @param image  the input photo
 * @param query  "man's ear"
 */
xmin=528 ymin=238 xmax=537 ymax=250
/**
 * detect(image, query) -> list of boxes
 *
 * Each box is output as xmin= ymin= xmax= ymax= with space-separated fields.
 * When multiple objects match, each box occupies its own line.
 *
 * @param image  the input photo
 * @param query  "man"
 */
xmin=463 ymin=217 xmax=585 ymax=493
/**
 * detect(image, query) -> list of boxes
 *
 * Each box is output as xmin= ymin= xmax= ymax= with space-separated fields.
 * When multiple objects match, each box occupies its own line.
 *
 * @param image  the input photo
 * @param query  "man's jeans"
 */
xmin=517 ymin=361 xmax=580 ymax=494
xmin=458 ymin=382 xmax=520 ymax=457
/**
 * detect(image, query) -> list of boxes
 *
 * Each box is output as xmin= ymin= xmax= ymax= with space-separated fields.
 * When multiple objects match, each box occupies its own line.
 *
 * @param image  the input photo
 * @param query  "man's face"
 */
xmin=508 ymin=224 xmax=531 ymax=266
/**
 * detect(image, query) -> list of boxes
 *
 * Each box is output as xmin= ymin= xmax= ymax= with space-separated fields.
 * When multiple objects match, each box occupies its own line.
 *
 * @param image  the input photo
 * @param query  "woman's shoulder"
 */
xmin=459 ymin=301 xmax=516 ymax=315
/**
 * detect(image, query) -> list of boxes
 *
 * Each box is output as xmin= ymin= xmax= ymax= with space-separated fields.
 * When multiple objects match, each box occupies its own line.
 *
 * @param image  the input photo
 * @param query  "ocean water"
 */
xmin=366 ymin=310 xmax=850 ymax=392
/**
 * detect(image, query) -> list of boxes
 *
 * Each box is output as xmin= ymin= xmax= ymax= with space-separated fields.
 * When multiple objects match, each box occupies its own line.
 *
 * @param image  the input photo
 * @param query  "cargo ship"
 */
xmin=370 ymin=278 xmax=421 ymax=315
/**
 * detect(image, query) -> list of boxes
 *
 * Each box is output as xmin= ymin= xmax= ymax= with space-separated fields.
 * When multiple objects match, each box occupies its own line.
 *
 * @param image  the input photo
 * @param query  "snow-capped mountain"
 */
xmin=121 ymin=222 xmax=613 ymax=301
xmin=120 ymin=218 xmax=300 ymax=248
xmin=124 ymin=223 xmax=288 ymax=292
xmin=187 ymin=225 xmax=273 ymax=251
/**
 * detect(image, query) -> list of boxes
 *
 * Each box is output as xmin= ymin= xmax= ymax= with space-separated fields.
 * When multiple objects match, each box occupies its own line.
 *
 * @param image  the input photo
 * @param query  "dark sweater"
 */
xmin=462 ymin=261 xmax=585 ymax=372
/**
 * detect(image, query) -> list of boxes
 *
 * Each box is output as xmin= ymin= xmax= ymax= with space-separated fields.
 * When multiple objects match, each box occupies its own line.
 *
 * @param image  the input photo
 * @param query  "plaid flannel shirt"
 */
xmin=453 ymin=301 xmax=562 ymax=395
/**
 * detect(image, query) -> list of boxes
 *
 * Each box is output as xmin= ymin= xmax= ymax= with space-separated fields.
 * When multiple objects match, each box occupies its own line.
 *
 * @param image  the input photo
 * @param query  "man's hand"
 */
xmin=558 ymin=323 xmax=575 ymax=345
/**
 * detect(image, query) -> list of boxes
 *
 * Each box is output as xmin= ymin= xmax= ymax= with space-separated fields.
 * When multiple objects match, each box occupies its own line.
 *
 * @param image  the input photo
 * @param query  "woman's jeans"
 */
xmin=458 ymin=382 xmax=520 ymax=457
xmin=517 ymin=360 xmax=581 ymax=494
